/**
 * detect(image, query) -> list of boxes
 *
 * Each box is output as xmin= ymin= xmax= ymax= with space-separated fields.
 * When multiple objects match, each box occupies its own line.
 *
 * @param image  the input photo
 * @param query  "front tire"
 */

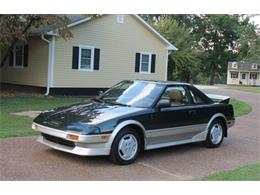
xmin=109 ymin=127 xmax=140 ymax=165
xmin=204 ymin=119 xmax=224 ymax=148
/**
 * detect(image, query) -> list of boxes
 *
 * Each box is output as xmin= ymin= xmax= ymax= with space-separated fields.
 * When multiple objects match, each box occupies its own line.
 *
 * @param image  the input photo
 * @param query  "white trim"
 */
xmin=165 ymin=50 xmax=170 ymax=81
xmin=78 ymin=45 xmax=95 ymax=72
xmin=12 ymin=44 xmax=24 ymax=68
xmin=50 ymin=36 xmax=55 ymax=87
xmin=139 ymin=52 xmax=152 ymax=74
xmin=41 ymin=35 xmax=55 ymax=95
xmin=133 ymin=14 xmax=178 ymax=51
xmin=68 ymin=17 xmax=92 ymax=28
xmin=46 ymin=17 xmax=92 ymax=35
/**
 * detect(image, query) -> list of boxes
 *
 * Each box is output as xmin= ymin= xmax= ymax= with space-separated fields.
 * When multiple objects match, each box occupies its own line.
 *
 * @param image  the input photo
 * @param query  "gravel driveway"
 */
xmin=0 ymin=88 xmax=259 ymax=180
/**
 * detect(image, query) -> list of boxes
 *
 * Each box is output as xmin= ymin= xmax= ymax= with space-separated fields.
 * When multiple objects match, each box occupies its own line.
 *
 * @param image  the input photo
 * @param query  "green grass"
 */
xmin=0 ymin=96 xmax=86 ymax=138
xmin=230 ymin=98 xmax=252 ymax=117
xmin=226 ymin=86 xmax=260 ymax=93
xmin=202 ymin=163 xmax=260 ymax=181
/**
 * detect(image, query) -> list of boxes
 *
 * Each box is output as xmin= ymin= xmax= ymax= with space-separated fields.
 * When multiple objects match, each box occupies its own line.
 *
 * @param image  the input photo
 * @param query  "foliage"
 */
xmin=0 ymin=96 xmax=86 ymax=138
xmin=229 ymin=98 xmax=252 ymax=117
xmin=149 ymin=16 xmax=200 ymax=82
xmin=202 ymin=163 xmax=260 ymax=180
xmin=0 ymin=15 xmax=72 ymax=67
xmin=142 ymin=14 xmax=259 ymax=85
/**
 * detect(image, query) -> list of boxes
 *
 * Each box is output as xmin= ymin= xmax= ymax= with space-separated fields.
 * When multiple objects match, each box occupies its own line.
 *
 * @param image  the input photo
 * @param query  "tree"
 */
xmin=187 ymin=15 xmax=258 ymax=85
xmin=142 ymin=15 xmax=199 ymax=82
xmin=146 ymin=14 xmax=258 ymax=85
xmin=0 ymin=15 xmax=72 ymax=67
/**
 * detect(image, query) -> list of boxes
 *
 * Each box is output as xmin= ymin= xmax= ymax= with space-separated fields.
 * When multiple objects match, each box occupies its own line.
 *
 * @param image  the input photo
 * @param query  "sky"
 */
xmin=251 ymin=15 xmax=260 ymax=27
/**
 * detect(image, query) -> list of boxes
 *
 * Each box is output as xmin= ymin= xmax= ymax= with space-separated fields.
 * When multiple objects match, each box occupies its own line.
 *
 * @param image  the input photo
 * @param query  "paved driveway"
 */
xmin=0 ymin=88 xmax=259 ymax=180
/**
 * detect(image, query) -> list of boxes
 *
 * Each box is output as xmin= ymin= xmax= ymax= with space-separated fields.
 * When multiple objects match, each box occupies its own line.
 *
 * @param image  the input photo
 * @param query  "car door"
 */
xmin=146 ymin=85 xmax=207 ymax=146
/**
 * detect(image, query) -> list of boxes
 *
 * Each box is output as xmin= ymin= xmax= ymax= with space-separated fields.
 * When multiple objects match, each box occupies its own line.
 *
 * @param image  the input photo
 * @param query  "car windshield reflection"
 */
xmin=99 ymin=81 xmax=164 ymax=108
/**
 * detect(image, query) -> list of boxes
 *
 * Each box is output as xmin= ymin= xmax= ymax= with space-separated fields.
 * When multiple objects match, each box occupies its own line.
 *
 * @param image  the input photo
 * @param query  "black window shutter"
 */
xmin=23 ymin=45 xmax=29 ymax=67
xmin=135 ymin=53 xmax=140 ymax=72
xmin=72 ymin=46 xmax=79 ymax=69
xmin=94 ymin=48 xmax=100 ymax=70
xmin=151 ymin=54 xmax=156 ymax=73
xmin=9 ymin=50 xmax=14 ymax=66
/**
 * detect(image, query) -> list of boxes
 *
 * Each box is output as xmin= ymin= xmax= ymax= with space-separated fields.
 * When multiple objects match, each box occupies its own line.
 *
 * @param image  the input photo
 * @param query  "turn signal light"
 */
xmin=32 ymin=124 xmax=38 ymax=130
xmin=68 ymin=134 xmax=79 ymax=141
xmin=101 ymin=135 xmax=110 ymax=140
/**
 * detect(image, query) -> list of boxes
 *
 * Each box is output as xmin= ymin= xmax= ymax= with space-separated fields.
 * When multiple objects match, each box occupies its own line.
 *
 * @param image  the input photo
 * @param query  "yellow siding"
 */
xmin=1 ymin=37 xmax=48 ymax=87
xmin=53 ymin=15 xmax=168 ymax=88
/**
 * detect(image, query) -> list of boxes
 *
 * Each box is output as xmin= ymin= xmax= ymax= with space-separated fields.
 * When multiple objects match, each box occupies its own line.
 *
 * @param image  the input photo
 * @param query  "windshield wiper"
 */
xmin=92 ymin=98 xmax=104 ymax=103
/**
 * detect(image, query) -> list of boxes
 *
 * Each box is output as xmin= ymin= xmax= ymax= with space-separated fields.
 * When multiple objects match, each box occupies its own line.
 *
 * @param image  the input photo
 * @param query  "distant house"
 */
xmin=0 ymin=14 xmax=177 ymax=95
xmin=227 ymin=62 xmax=260 ymax=86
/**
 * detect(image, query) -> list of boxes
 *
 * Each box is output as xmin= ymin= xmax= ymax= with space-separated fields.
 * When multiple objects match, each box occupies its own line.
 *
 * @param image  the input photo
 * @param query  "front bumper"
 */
xmin=32 ymin=122 xmax=111 ymax=156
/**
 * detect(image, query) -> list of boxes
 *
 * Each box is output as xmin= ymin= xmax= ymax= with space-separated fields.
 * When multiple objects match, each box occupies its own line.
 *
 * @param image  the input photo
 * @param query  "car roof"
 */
xmin=129 ymin=80 xmax=192 ymax=86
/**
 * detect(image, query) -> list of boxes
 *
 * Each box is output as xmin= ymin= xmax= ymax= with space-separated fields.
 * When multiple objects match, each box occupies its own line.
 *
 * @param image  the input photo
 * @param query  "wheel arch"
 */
xmin=206 ymin=113 xmax=228 ymax=137
xmin=107 ymin=120 xmax=147 ymax=151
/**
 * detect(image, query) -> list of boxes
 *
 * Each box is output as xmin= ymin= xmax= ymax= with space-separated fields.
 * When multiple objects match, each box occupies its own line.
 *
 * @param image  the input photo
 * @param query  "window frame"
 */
xmin=188 ymin=87 xmax=208 ymax=105
xmin=139 ymin=52 xmax=152 ymax=74
xmin=241 ymin=73 xmax=246 ymax=80
xmin=230 ymin=72 xmax=238 ymax=79
xmin=156 ymin=85 xmax=193 ymax=108
xmin=78 ymin=45 xmax=95 ymax=71
xmin=252 ymin=64 xmax=257 ymax=70
xmin=117 ymin=14 xmax=124 ymax=24
xmin=13 ymin=44 xmax=24 ymax=68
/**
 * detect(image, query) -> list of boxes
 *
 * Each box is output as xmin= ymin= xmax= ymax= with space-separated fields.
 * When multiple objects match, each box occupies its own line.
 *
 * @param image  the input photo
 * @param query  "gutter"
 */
xmin=41 ymin=34 xmax=55 ymax=96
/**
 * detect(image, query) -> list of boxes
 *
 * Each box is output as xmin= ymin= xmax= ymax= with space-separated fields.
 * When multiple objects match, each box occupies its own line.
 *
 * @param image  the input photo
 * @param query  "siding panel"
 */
xmin=1 ymin=37 xmax=48 ymax=87
xmin=54 ymin=15 xmax=168 ymax=88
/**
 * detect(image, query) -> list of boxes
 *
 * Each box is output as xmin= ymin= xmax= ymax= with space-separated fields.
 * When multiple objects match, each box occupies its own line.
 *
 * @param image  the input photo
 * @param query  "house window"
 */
xmin=241 ymin=73 xmax=246 ymax=80
xmin=252 ymin=64 xmax=257 ymax=69
xmin=231 ymin=62 xmax=238 ymax=69
xmin=79 ymin=46 xmax=94 ymax=71
xmin=117 ymin=15 xmax=124 ymax=23
xmin=231 ymin=72 xmax=238 ymax=79
xmin=140 ymin=53 xmax=151 ymax=73
xmin=250 ymin=73 xmax=257 ymax=79
xmin=14 ymin=45 xmax=24 ymax=67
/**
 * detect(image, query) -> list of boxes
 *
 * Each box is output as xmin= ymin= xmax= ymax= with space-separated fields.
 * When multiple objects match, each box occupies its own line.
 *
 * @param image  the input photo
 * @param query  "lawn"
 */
xmin=0 ymin=96 xmax=86 ymax=138
xmin=0 ymin=96 xmax=252 ymax=138
xmin=229 ymin=98 xmax=252 ymax=117
xmin=226 ymin=86 xmax=260 ymax=93
xmin=202 ymin=163 xmax=260 ymax=181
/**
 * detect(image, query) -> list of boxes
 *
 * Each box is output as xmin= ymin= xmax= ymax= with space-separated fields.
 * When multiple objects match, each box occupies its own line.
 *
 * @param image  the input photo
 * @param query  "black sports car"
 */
xmin=32 ymin=80 xmax=235 ymax=165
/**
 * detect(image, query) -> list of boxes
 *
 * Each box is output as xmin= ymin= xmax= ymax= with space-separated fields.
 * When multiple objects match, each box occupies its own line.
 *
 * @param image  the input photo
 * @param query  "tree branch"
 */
xmin=0 ymin=16 xmax=40 ymax=67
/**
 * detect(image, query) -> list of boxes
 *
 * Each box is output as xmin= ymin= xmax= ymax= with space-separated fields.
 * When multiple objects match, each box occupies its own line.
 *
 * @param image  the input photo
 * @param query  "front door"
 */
xmin=146 ymin=85 xmax=206 ymax=146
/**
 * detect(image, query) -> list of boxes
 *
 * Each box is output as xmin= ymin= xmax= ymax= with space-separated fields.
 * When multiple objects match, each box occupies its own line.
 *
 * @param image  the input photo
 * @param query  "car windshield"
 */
xmin=98 ymin=81 xmax=164 ymax=108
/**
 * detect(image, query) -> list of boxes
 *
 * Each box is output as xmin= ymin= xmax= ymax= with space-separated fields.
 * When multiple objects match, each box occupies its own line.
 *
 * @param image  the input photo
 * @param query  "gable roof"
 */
xmin=228 ymin=62 xmax=260 ymax=72
xmin=37 ymin=14 xmax=177 ymax=51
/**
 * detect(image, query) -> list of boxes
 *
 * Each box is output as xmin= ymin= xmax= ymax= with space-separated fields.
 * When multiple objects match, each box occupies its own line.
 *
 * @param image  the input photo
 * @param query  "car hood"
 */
xmin=34 ymin=100 xmax=145 ymax=133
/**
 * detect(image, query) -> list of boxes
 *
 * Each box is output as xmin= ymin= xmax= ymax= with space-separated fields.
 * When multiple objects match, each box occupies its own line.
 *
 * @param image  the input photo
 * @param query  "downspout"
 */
xmin=41 ymin=34 xmax=52 ymax=95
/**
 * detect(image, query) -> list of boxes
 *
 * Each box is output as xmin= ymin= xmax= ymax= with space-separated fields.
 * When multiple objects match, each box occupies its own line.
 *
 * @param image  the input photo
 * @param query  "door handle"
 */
xmin=188 ymin=110 xmax=197 ymax=115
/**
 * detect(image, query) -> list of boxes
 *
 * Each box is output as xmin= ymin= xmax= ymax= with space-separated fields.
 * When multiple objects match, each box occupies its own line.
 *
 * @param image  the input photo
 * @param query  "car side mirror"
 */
xmin=156 ymin=99 xmax=171 ymax=108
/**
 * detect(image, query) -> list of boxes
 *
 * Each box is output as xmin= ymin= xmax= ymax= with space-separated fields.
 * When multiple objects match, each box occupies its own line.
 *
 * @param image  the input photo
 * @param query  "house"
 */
xmin=0 ymin=14 xmax=177 ymax=95
xmin=227 ymin=62 xmax=260 ymax=86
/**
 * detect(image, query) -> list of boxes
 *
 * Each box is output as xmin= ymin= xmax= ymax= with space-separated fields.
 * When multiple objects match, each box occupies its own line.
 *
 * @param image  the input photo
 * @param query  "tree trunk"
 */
xmin=209 ymin=64 xmax=217 ymax=85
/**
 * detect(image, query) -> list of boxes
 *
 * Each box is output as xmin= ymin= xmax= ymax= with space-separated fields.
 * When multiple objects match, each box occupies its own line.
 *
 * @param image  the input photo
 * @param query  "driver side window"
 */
xmin=161 ymin=86 xmax=191 ymax=107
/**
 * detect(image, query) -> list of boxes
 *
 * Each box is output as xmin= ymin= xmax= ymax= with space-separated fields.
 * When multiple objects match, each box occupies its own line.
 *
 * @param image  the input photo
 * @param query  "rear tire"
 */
xmin=204 ymin=119 xmax=224 ymax=148
xmin=109 ymin=127 xmax=140 ymax=165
